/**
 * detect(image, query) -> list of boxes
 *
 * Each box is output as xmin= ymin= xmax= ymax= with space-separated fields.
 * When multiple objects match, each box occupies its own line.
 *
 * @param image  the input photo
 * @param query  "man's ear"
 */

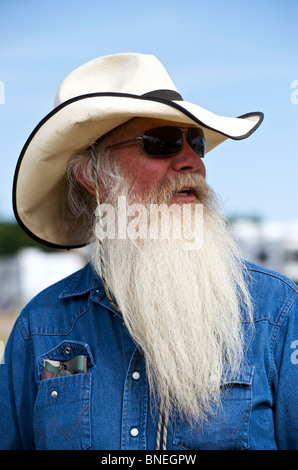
xmin=74 ymin=168 xmax=105 ymax=199
xmin=75 ymin=170 xmax=96 ymax=196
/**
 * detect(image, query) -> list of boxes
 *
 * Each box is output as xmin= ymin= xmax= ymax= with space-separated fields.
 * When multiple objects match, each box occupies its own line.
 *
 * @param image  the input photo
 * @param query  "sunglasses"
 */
xmin=106 ymin=126 xmax=205 ymax=158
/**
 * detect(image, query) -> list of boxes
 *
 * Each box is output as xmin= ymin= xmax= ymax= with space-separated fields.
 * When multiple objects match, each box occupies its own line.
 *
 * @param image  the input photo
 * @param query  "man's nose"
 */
xmin=170 ymin=141 xmax=206 ymax=178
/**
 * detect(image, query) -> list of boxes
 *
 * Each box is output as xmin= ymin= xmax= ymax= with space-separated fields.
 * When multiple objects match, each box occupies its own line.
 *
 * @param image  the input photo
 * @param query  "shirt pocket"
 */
xmin=173 ymin=364 xmax=255 ymax=450
xmin=34 ymin=341 xmax=94 ymax=450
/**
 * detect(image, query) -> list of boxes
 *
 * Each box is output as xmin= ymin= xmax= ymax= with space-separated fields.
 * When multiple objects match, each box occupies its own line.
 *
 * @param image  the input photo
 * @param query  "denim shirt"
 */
xmin=0 ymin=261 xmax=297 ymax=450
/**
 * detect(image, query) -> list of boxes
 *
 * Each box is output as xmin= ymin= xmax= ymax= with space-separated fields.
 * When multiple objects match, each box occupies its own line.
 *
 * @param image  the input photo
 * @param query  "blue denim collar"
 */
xmin=59 ymin=262 xmax=104 ymax=299
xmin=58 ymin=262 xmax=122 ymax=317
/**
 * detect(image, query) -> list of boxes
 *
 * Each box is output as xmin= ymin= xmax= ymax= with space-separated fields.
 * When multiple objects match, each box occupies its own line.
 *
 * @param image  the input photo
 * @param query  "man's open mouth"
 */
xmin=172 ymin=188 xmax=196 ymax=198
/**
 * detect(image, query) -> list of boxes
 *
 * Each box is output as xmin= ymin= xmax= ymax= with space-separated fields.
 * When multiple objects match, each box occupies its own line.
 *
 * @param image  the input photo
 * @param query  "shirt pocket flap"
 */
xmin=220 ymin=363 xmax=255 ymax=386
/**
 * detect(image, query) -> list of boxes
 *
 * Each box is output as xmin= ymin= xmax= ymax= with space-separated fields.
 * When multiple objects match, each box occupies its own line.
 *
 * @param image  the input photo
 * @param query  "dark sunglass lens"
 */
xmin=189 ymin=128 xmax=205 ymax=158
xmin=143 ymin=127 xmax=182 ymax=156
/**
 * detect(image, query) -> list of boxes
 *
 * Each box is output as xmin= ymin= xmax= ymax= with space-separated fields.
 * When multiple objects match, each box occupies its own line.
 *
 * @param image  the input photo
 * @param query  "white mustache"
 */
xmin=155 ymin=173 xmax=210 ymax=204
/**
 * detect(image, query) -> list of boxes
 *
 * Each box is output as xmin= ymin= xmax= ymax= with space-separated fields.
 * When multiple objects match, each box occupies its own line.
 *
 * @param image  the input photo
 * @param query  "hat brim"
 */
xmin=13 ymin=93 xmax=264 ymax=249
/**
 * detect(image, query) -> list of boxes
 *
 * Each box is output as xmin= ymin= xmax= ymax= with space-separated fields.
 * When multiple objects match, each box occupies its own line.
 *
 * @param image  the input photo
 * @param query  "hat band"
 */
xmin=141 ymin=89 xmax=183 ymax=101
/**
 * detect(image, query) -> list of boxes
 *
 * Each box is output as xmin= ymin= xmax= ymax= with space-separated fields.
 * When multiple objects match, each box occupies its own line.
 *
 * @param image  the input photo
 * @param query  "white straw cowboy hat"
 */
xmin=13 ymin=52 xmax=263 ymax=249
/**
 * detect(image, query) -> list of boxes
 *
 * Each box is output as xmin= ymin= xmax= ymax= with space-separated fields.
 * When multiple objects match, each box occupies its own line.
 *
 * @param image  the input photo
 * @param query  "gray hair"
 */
xmin=58 ymin=142 xmax=119 ymax=245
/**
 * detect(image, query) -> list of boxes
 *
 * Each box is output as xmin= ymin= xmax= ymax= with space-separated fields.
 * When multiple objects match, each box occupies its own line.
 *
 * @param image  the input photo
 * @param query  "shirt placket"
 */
xmin=121 ymin=347 xmax=148 ymax=450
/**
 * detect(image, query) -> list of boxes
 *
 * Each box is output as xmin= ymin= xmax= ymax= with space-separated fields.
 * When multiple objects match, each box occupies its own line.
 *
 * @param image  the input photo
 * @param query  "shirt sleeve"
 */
xmin=0 ymin=316 xmax=37 ymax=449
xmin=274 ymin=294 xmax=298 ymax=450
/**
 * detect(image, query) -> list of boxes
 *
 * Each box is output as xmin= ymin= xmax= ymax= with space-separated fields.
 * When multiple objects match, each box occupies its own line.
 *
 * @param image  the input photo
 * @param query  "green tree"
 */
xmin=0 ymin=221 xmax=56 ymax=255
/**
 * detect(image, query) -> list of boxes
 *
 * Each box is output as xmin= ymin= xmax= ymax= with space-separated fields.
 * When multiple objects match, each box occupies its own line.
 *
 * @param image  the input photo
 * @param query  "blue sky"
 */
xmin=0 ymin=0 xmax=297 ymax=223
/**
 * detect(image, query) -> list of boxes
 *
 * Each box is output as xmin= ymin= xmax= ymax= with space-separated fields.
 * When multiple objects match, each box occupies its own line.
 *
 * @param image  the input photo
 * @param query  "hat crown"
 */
xmin=54 ymin=53 xmax=179 ymax=107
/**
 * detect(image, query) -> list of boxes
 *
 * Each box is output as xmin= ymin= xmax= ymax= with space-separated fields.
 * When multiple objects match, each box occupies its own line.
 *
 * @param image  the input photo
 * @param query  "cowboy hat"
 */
xmin=13 ymin=53 xmax=263 ymax=249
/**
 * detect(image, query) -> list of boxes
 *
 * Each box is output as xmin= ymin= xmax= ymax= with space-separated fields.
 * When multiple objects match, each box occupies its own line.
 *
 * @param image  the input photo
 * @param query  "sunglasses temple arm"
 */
xmin=107 ymin=137 xmax=143 ymax=149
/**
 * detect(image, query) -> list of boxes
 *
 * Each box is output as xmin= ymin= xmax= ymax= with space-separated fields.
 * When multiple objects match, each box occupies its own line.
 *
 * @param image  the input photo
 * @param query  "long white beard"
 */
xmin=91 ymin=166 xmax=252 ymax=423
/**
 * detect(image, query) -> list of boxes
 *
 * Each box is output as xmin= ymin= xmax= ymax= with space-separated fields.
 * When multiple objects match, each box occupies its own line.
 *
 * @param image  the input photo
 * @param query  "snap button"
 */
xmin=130 ymin=428 xmax=139 ymax=437
xmin=51 ymin=390 xmax=58 ymax=398
xmin=64 ymin=346 xmax=71 ymax=355
xmin=132 ymin=371 xmax=140 ymax=380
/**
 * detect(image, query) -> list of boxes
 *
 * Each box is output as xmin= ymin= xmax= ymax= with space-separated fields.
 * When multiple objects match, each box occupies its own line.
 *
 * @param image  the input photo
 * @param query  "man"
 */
xmin=1 ymin=53 xmax=297 ymax=450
